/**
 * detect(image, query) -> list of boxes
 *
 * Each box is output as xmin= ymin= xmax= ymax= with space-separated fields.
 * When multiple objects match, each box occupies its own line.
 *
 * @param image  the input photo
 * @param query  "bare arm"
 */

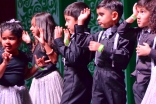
xmin=0 ymin=52 xmax=12 ymax=78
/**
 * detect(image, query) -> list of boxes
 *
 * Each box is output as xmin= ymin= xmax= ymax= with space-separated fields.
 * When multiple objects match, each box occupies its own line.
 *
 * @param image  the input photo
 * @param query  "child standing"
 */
xmin=75 ymin=0 xmax=135 ymax=104
xmin=23 ymin=12 xmax=63 ymax=104
xmin=0 ymin=19 xmax=32 ymax=104
xmin=54 ymin=2 xmax=93 ymax=104
xmin=117 ymin=0 xmax=156 ymax=104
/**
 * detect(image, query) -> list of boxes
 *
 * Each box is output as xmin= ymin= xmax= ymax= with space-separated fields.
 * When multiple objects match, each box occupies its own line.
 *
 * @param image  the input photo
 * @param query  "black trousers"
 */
xmin=133 ymin=78 xmax=149 ymax=104
xmin=92 ymin=66 xmax=126 ymax=104
xmin=60 ymin=66 xmax=93 ymax=104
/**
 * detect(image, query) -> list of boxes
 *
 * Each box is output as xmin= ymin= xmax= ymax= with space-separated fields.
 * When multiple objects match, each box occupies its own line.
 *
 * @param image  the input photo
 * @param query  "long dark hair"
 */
xmin=32 ymin=12 xmax=56 ymax=52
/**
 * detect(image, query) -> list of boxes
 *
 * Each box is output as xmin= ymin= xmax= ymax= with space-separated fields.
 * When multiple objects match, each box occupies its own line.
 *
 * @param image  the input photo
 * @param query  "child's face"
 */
xmin=30 ymin=17 xmax=40 ymax=37
xmin=1 ymin=30 xmax=21 ymax=53
xmin=96 ymin=7 xmax=115 ymax=28
xmin=64 ymin=15 xmax=78 ymax=34
xmin=136 ymin=6 xmax=150 ymax=28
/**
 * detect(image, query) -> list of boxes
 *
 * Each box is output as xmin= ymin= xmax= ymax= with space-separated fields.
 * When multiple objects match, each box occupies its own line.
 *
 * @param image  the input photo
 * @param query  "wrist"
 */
xmin=46 ymin=49 xmax=53 ymax=55
xmin=64 ymin=39 xmax=70 ymax=46
xmin=34 ymin=64 xmax=44 ymax=70
xmin=131 ymin=14 xmax=137 ymax=20
xmin=78 ymin=20 xmax=84 ymax=25
xmin=98 ymin=44 xmax=104 ymax=52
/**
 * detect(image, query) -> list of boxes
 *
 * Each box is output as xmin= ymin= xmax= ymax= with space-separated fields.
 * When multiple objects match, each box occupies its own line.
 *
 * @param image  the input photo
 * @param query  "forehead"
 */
xmin=137 ymin=6 xmax=148 ymax=11
xmin=96 ymin=7 xmax=112 ymax=14
xmin=1 ymin=29 xmax=15 ymax=37
xmin=64 ymin=15 xmax=76 ymax=20
xmin=31 ymin=17 xmax=36 ymax=24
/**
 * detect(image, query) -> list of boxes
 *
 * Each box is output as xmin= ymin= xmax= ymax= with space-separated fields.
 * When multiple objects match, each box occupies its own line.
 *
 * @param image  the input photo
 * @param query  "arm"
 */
xmin=0 ymin=52 xmax=12 ymax=78
xmin=35 ymin=28 xmax=58 ymax=64
xmin=117 ymin=3 xmax=139 ymax=40
xmin=54 ymin=26 xmax=91 ymax=65
xmin=24 ymin=55 xmax=51 ymax=79
xmin=101 ymin=37 xmax=135 ymax=68
xmin=136 ymin=42 xmax=156 ymax=60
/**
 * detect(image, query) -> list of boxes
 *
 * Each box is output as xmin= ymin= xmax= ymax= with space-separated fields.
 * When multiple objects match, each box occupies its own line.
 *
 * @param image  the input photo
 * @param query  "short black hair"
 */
xmin=0 ymin=19 xmax=23 ymax=39
xmin=64 ymin=2 xmax=91 ymax=26
xmin=97 ymin=0 xmax=123 ymax=19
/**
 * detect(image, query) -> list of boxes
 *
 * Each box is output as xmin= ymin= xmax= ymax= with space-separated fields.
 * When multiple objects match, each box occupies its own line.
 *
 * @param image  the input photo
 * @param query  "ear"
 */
xmin=112 ymin=11 xmax=119 ymax=21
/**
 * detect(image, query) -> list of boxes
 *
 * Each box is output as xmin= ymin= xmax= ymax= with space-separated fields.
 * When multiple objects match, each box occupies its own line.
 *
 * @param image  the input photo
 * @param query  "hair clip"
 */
xmin=6 ymin=19 xmax=20 ymax=23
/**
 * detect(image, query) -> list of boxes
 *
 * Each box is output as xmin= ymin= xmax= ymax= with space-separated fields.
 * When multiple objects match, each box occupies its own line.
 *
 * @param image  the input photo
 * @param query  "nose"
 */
xmin=30 ymin=26 xmax=33 ymax=31
xmin=137 ymin=14 xmax=140 ymax=19
xmin=6 ymin=39 xmax=10 ymax=43
xmin=65 ymin=22 xmax=68 ymax=27
xmin=97 ymin=16 xmax=99 ymax=21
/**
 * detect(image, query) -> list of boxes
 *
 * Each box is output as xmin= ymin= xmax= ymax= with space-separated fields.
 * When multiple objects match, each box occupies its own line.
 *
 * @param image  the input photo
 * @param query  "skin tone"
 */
xmin=77 ymin=8 xmax=118 ymax=52
xmin=0 ymin=29 xmax=44 ymax=79
xmin=129 ymin=3 xmax=151 ymax=56
xmin=23 ymin=17 xmax=58 ymax=64
xmin=54 ymin=15 xmax=77 ymax=43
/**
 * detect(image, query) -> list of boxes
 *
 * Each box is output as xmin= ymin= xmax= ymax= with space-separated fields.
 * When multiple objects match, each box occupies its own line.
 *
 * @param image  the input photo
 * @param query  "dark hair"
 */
xmin=149 ymin=6 xmax=156 ymax=33
xmin=64 ymin=2 xmax=91 ymax=26
xmin=0 ymin=19 xmax=23 ymax=39
xmin=137 ymin=0 xmax=155 ymax=11
xmin=137 ymin=0 xmax=156 ymax=33
xmin=32 ymin=12 xmax=56 ymax=51
xmin=97 ymin=0 xmax=123 ymax=19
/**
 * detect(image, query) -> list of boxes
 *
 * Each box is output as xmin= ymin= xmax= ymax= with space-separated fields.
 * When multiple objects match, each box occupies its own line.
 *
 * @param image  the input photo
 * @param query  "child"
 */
xmin=0 ymin=19 xmax=33 ymax=104
xmin=75 ymin=0 xmax=135 ymax=104
xmin=117 ymin=0 xmax=156 ymax=104
xmin=23 ymin=12 xmax=63 ymax=104
xmin=54 ymin=2 xmax=93 ymax=104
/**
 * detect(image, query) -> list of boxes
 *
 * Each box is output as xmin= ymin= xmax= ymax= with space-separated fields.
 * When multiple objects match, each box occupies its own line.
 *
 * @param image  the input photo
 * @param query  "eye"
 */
xmin=2 ymin=37 xmax=6 ymax=40
xmin=141 ymin=10 xmax=144 ymax=14
xmin=99 ymin=13 xmax=104 ymax=16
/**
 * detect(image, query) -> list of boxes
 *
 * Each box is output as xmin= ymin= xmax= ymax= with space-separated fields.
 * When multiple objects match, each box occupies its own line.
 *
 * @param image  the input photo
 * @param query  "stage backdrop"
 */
xmin=16 ymin=0 xmax=137 ymax=104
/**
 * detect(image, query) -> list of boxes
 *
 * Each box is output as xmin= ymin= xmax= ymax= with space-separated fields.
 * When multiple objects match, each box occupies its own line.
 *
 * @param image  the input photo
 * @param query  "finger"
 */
xmin=45 ymin=60 xmax=51 ymax=63
xmin=34 ymin=55 xmax=38 ymax=60
xmin=41 ymin=56 xmax=45 ymax=60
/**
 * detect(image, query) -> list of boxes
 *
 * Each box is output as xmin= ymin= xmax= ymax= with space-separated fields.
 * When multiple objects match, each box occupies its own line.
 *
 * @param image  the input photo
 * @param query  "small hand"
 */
xmin=133 ymin=3 xmax=138 ymax=16
xmin=34 ymin=55 xmax=51 ymax=67
xmin=34 ymin=28 xmax=45 ymax=45
xmin=22 ymin=31 xmax=31 ymax=43
xmin=78 ymin=8 xmax=90 ymax=25
xmin=2 ymin=51 xmax=12 ymax=65
xmin=136 ymin=43 xmax=151 ymax=56
xmin=89 ymin=41 xmax=101 ymax=51
xmin=54 ymin=26 xmax=63 ymax=39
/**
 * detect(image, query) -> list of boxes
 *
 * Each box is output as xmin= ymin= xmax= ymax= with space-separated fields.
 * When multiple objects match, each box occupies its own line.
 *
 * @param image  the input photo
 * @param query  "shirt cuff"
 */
xmin=54 ymin=37 xmax=64 ymax=47
xmin=75 ymin=24 xmax=84 ymax=33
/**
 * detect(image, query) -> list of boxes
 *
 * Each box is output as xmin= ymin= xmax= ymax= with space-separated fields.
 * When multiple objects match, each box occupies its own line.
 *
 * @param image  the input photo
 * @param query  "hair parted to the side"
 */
xmin=97 ymin=0 xmax=123 ymax=20
xmin=0 ymin=19 xmax=23 ymax=39
xmin=32 ymin=12 xmax=56 ymax=52
xmin=64 ymin=2 xmax=91 ymax=27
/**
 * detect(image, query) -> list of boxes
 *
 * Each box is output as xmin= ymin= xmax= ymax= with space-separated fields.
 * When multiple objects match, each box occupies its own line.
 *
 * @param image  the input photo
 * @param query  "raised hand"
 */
xmin=22 ymin=31 xmax=31 ymax=43
xmin=34 ymin=28 xmax=45 ymax=45
xmin=136 ymin=43 xmax=151 ymax=56
xmin=54 ymin=26 xmax=63 ymax=39
xmin=2 ymin=51 xmax=12 ymax=65
xmin=133 ymin=3 xmax=138 ymax=16
xmin=89 ymin=41 xmax=102 ymax=51
xmin=78 ymin=8 xmax=90 ymax=25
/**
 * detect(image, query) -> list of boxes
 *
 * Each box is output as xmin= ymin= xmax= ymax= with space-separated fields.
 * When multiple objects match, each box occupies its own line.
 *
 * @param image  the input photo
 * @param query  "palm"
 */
xmin=22 ymin=31 xmax=31 ymax=43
